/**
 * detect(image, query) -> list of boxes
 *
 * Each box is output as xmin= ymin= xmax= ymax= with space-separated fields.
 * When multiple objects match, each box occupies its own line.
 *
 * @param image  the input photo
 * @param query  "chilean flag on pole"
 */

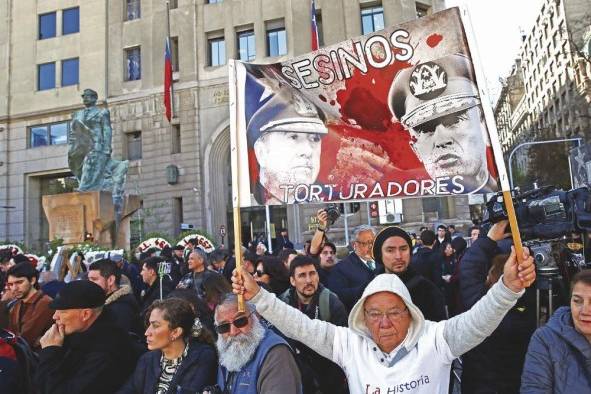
xmin=164 ymin=37 xmax=173 ymax=121
xmin=311 ymin=0 xmax=319 ymax=51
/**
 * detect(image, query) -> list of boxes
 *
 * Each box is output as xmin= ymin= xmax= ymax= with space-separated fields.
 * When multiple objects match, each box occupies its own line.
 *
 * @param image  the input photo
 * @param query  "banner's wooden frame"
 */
xmin=460 ymin=6 xmax=524 ymax=262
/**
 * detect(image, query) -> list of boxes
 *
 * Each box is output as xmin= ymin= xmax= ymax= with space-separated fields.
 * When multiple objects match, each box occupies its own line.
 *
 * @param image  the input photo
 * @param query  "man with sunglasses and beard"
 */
xmin=389 ymin=53 xmax=497 ymax=194
xmin=212 ymin=293 xmax=302 ymax=394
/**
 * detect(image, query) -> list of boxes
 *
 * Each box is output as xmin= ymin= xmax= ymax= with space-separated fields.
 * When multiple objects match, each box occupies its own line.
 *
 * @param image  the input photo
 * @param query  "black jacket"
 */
xmin=411 ymin=246 xmax=444 ymax=288
xmin=326 ymin=252 xmax=380 ymax=310
xmin=278 ymin=285 xmax=348 ymax=394
xmin=35 ymin=309 xmax=138 ymax=394
xmin=105 ymin=286 xmax=141 ymax=335
xmin=459 ymin=236 xmax=536 ymax=394
xmin=117 ymin=340 xmax=217 ymax=394
xmin=395 ymin=266 xmax=447 ymax=322
xmin=140 ymin=278 xmax=174 ymax=317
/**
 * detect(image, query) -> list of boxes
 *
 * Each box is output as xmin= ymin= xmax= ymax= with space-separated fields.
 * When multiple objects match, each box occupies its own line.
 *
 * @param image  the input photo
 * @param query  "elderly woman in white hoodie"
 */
xmin=231 ymin=225 xmax=536 ymax=394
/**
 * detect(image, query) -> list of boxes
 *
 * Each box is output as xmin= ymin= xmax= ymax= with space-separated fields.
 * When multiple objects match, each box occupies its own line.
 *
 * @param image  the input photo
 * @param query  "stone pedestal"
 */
xmin=42 ymin=191 xmax=140 ymax=250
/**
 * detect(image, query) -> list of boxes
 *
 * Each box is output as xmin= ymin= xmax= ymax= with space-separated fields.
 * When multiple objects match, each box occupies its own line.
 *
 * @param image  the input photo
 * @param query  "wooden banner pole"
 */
xmin=460 ymin=6 xmax=524 ymax=264
xmin=503 ymin=190 xmax=524 ymax=262
xmin=229 ymin=60 xmax=245 ymax=312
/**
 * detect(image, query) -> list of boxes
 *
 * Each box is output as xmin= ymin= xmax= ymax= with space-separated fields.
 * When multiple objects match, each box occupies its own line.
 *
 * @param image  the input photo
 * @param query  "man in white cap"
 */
xmin=231 ymin=226 xmax=536 ymax=393
xmin=247 ymin=88 xmax=328 ymax=204
xmin=389 ymin=53 xmax=497 ymax=194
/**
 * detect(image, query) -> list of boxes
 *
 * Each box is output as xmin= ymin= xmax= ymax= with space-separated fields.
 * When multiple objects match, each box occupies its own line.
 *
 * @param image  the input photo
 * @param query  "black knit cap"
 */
xmin=49 ymin=280 xmax=106 ymax=310
xmin=372 ymin=226 xmax=413 ymax=264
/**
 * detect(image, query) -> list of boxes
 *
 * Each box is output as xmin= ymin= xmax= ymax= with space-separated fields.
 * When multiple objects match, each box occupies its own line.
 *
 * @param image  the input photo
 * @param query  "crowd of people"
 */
xmin=0 ymin=209 xmax=589 ymax=393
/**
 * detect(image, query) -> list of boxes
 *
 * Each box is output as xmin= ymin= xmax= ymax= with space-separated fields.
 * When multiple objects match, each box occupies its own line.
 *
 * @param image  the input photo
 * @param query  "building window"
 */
xmin=208 ymin=36 xmax=226 ymax=66
xmin=125 ymin=47 xmax=141 ymax=81
xmin=39 ymin=12 xmax=56 ymax=40
xmin=38 ymin=62 xmax=56 ymax=90
xmin=171 ymin=37 xmax=179 ymax=72
xmin=266 ymin=21 xmax=287 ymax=57
xmin=171 ymin=124 xmax=181 ymax=154
xmin=61 ymin=58 xmax=79 ymax=86
xmin=172 ymin=197 xmax=183 ymax=236
xmin=126 ymin=0 xmax=141 ymax=21
xmin=416 ymin=3 xmax=431 ymax=18
xmin=207 ymin=0 xmax=223 ymax=3
xmin=62 ymin=7 xmax=80 ymax=35
xmin=237 ymin=30 xmax=256 ymax=62
xmin=422 ymin=197 xmax=450 ymax=219
xmin=169 ymin=0 xmax=178 ymax=9
xmin=126 ymin=131 xmax=142 ymax=160
xmin=29 ymin=121 xmax=69 ymax=148
xmin=361 ymin=6 xmax=384 ymax=35
xmin=315 ymin=12 xmax=324 ymax=47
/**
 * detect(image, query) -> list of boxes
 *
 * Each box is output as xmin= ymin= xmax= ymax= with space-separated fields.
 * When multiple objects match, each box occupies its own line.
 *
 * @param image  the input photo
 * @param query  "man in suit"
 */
xmin=326 ymin=225 xmax=378 ymax=310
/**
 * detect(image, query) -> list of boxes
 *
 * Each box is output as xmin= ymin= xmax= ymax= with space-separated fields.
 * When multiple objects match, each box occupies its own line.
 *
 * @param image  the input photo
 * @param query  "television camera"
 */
xmin=483 ymin=185 xmax=591 ymax=324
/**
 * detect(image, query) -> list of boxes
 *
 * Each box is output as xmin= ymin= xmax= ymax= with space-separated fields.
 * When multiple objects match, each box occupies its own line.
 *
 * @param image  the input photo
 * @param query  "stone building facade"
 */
xmin=494 ymin=0 xmax=591 ymax=176
xmin=1 ymin=0 xmax=483 ymax=252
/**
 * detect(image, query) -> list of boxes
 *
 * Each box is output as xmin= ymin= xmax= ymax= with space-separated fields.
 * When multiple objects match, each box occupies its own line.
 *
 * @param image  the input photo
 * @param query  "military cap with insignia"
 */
xmin=49 ymin=280 xmax=106 ymax=310
xmin=247 ymin=88 xmax=328 ymax=148
xmin=388 ymin=53 xmax=481 ymax=129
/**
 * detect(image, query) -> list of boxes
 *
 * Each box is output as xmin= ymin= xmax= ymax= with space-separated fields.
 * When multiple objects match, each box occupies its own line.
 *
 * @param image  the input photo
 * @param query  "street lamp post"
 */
xmin=508 ymin=137 xmax=583 ymax=189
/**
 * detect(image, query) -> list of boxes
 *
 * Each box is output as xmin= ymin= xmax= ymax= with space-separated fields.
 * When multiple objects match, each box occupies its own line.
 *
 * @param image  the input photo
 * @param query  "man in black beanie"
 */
xmin=35 ymin=280 xmax=138 ymax=394
xmin=373 ymin=226 xmax=447 ymax=321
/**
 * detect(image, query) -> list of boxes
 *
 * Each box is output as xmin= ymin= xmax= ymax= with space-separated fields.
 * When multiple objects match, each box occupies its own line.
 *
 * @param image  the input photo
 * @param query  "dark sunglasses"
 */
xmin=255 ymin=270 xmax=266 ymax=277
xmin=215 ymin=312 xmax=253 ymax=334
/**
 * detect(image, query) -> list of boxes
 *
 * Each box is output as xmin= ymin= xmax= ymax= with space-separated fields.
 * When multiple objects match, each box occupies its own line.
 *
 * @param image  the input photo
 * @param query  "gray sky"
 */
xmin=445 ymin=0 xmax=544 ymax=103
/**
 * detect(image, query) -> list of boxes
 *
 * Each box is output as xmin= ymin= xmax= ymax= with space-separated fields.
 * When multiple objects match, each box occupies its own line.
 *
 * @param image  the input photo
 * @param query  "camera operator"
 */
xmin=459 ymin=220 xmax=537 ymax=393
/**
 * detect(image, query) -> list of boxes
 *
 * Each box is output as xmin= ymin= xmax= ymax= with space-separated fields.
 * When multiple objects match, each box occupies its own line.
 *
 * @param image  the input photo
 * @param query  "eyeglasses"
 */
xmin=355 ymin=240 xmax=373 ymax=247
xmin=364 ymin=308 xmax=409 ymax=323
xmin=214 ymin=312 xmax=254 ymax=334
xmin=255 ymin=270 xmax=266 ymax=277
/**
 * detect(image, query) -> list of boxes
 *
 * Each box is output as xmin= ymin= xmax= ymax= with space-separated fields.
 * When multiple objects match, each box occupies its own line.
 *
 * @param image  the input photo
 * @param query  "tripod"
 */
xmin=535 ymin=272 xmax=562 ymax=327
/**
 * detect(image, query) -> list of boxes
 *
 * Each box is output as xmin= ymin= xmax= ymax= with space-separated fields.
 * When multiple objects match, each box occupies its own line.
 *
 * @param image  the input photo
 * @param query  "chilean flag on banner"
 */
xmin=311 ymin=0 xmax=319 ymax=51
xmin=164 ymin=37 xmax=173 ymax=121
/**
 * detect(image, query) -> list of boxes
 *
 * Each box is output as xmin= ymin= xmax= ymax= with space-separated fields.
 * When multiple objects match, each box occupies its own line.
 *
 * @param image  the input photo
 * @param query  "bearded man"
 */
xmin=213 ymin=293 xmax=302 ymax=393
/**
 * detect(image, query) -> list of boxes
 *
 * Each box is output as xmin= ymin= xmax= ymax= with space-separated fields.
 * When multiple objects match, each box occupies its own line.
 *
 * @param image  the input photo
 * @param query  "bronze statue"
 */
xmin=68 ymin=89 xmax=128 ymax=220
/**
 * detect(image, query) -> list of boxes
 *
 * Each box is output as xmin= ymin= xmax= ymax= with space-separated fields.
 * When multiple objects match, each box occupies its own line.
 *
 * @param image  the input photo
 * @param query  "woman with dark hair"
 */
xmin=164 ymin=288 xmax=216 ymax=340
xmin=254 ymin=256 xmax=290 ymax=295
xmin=118 ymin=298 xmax=217 ymax=393
xmin=521 ymin=269 xmax=591 ymax=392
xmin=439 ymin=242 xmax=457 ymax=316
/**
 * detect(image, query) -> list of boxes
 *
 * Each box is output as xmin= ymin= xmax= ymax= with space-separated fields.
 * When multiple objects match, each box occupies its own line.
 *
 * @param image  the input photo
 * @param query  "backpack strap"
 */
xmin=319 ymin=288 xmax=331 ymax=322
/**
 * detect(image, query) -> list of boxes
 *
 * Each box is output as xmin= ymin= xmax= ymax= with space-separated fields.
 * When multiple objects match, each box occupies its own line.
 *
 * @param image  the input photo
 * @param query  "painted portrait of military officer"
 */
xmin=388 ymin=53 xmax=497 ymax=194
xmin=247 ymin=87 xmax=328 ymax=205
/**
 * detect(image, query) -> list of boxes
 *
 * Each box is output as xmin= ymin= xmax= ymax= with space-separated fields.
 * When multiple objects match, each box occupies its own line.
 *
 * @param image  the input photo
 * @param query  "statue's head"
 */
xmin=81 ymin=89 xmax=98 ymax=107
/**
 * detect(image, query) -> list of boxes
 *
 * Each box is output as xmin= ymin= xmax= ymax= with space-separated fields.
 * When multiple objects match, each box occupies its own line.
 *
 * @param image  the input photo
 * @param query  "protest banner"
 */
xmin=229 ymin=7 xmax=504 ymax=208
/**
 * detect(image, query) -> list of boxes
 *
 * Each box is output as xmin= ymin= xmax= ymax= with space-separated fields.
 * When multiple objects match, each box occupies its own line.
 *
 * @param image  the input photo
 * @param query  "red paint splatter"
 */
xmin=426 ymin=33 xmax=443 ymax=48
xmin=329 ymin=100 xmax=336 ymax=106
xmin=316 ymin=57 xmax=431 ymax=191
xmin=318 ymin=94 xmax=327 ymax=102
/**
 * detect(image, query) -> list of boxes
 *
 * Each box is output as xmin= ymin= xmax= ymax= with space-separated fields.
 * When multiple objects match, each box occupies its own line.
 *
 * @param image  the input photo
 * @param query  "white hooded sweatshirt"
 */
xmin=251 ymin=273 xmax=523 ymax=394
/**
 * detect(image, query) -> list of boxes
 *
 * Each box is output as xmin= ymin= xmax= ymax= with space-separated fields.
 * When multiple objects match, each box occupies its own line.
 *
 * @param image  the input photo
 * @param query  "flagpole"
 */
xmin=165 ymin=1 xmax=175 ymax=119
